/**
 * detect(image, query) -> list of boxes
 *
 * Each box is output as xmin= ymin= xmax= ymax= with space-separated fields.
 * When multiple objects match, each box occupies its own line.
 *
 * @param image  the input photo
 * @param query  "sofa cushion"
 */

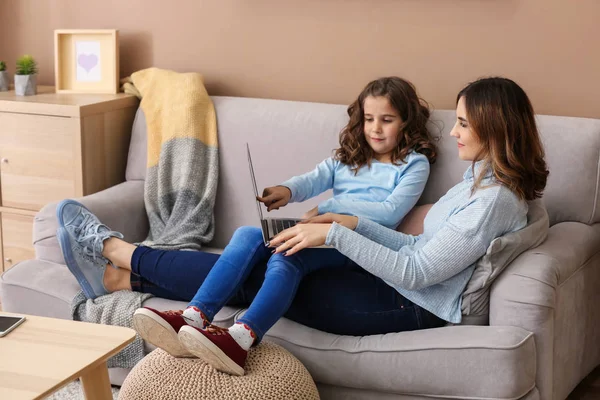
xmin=262 ymin=317 xmax=536 ymax=400
xmin=460 ymin=199 xmax=549 ymax=324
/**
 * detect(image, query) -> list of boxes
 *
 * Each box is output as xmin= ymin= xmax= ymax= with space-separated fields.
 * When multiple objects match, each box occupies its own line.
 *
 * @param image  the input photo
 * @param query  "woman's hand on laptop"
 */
xmin=269 ymin=223 xmax=331 ymax=256
xmin=257 ymin=186 xmax=291 ymax=211
xmin=302 ymin=213 xmax=358 ymax=230
xmin=270 ymin=213 xmax=358 ymax=256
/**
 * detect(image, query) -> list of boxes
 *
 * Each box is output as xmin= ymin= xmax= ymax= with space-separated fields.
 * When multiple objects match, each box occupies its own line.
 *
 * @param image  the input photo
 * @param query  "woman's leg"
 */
xmin=285 ymin=262 xmax=446 ymax=335
xmin=102 ymin=237 xmax=136 ymax=270
xmin=99 ymin=244 xmax=221 ymax=300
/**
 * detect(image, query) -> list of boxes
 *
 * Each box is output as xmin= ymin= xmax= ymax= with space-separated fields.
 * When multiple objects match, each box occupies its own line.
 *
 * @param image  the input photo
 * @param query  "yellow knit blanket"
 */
xmin=122 ymin=67 xmax=218 ymax=167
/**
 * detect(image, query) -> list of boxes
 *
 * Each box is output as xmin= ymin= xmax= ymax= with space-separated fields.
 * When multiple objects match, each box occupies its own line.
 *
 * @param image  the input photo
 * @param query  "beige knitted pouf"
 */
xmin=118 ymin=341 xmax=320 ymax=400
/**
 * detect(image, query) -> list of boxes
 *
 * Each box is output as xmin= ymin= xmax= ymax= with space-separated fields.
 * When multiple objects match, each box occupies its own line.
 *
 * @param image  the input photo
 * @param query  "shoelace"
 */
xmin=204 ymin=324 xmax=229 ymax=336
xmin=75 ymin=214 xmax=116 ymax=266
xmin=164 ymin=310 xmax=184 ymax=317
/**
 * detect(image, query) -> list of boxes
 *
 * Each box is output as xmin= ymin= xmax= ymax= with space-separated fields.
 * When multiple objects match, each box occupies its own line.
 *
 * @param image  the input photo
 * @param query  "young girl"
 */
xmin=132 ymin=76 xmax=437 ymax=375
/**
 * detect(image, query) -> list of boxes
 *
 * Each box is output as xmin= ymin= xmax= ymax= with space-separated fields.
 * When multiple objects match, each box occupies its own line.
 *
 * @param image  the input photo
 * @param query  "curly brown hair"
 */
xmin=335 ymin=77 xmax=437 ymax=173
xmin=457 ymin=77 xmax=549 ymax=201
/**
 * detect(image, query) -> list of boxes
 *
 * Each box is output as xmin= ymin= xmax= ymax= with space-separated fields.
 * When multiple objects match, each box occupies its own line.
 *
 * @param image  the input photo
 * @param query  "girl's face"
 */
xmin=363 ymin=96 xmax=402 ymax=163
xmin=450 ymin=97 xmax=483 ymax=161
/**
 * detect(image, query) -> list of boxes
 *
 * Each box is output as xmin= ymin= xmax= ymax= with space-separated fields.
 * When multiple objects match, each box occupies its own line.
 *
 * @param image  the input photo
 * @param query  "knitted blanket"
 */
xmin=123 ymin=67 xmax=219 ymax=250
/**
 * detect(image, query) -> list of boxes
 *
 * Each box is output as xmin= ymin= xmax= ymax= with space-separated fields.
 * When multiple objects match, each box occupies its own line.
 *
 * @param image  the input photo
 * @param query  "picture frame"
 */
xmin=54 ymin=29 xmax=119 ymax=94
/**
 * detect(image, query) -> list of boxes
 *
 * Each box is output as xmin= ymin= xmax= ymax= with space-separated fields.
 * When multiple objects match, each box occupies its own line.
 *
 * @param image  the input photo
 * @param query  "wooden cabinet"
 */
xmin=0 ymin=86 xmax=138 ymax=272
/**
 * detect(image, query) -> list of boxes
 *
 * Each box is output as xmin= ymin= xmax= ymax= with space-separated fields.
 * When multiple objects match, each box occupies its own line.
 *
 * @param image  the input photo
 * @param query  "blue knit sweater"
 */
xmin=281 ymin=152 xmax=430 ymax=229
xmin=325 ymin=162 xmax=528 ymax=323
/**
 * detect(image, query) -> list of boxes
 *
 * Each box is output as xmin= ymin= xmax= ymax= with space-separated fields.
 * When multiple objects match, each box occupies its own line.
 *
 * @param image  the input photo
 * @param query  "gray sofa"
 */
xmin=1 ymin=96 xmax=600 ymax=400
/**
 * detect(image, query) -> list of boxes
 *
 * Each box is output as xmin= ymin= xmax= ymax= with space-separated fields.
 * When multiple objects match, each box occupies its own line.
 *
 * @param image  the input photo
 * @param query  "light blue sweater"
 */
xmin=281 ymin=152 xmax=430 ymax=229
xmin=325 ymin=162 xmax=528 ymax=323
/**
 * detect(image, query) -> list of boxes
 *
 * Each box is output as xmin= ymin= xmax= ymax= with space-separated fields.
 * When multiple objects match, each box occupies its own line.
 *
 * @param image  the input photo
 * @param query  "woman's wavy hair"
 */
xmin=458 ymin=77 xmax=549 ymax=200
xmin=335 ymin=77 xmax=437 ymax=173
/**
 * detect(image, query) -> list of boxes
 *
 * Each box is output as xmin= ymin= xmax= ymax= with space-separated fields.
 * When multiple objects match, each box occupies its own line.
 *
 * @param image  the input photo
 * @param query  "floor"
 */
xmin=568 ymin=366 xmax=600 ymax=399
xmin=0 ymin=298 xmax=598 ymax=398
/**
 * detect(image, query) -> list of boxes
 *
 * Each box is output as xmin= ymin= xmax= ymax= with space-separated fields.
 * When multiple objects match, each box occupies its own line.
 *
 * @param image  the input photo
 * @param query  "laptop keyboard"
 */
xmin=273 ymin=219 xmax=300 ymax=235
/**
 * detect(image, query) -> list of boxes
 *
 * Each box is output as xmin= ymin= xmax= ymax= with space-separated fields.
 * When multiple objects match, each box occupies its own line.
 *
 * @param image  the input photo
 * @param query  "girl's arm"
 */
xmin=325 ymin=195 xmax=519 ymax=290
xmin=280 ymin=158 xmax=337 ymax=203
xmin=317 ymin=155 xmax=430 ymax=228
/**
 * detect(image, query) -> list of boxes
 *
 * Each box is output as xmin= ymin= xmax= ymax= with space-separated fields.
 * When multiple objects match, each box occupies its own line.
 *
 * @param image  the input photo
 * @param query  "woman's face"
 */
xmin=450 ymin=97 xmax=483 ymax=161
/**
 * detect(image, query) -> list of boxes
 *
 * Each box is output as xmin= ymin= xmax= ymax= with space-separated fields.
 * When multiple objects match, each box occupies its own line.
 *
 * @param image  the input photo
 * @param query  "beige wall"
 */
xmin=0 ymin=0 xmax=599 ymax=118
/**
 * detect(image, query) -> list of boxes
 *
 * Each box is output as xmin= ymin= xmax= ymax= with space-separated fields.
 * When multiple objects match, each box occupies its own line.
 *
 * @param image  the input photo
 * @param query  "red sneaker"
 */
xmin=178 ymin=324 xmax=247 ymax=376
xmin=132 ymin=307 xmax=193 ymax=358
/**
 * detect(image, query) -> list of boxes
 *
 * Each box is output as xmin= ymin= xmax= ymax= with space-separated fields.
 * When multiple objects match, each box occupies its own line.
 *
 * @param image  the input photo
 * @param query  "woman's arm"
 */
xmin=317 ymin=156 xmax=430 ymax=228
xmin=298 ymin=213 xmax=418 ymax=251
xmin=326 ymin=221 xmax=489 ymax=290
xmin=326 ymin=196 xmax=512 ymax=290
xmin=353 ymin=217 xmax=419 ymax=251
xmin=280 ymin=158 xmax=337 ymax=203
xmin=273 ymin=192 xmax=523 ymax=291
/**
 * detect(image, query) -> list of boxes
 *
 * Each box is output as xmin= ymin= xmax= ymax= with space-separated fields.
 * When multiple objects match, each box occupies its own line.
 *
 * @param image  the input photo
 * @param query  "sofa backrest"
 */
xmin=126 ymin=96 xmax=600 ymax=248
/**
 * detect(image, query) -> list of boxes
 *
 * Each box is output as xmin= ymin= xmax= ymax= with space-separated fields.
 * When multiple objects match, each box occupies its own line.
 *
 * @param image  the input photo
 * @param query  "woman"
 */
xmin=57 ymin=77 xmax=548 ymax=375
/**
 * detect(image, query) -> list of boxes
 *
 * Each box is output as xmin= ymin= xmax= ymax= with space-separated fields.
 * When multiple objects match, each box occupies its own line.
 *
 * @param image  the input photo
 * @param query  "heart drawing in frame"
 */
xmin=78 ymin=53 xmax=98 ymax=73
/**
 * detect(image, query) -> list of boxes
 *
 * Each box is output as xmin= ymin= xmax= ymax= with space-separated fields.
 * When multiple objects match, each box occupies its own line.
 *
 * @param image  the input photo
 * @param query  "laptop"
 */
xmin=247 ymin=143 xmax=303 ymax=245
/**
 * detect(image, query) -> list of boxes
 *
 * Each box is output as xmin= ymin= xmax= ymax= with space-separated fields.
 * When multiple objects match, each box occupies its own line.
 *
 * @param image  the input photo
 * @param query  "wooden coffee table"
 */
xmin=0 ymin=312 xmax=136 ymax=400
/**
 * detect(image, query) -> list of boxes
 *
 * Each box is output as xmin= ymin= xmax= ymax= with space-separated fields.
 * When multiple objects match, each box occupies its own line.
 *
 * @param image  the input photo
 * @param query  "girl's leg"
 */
xmin=184 ymin=226 xmax=270 ymax=325
xmin=237 ymin=248 xmax=348 ymax=341
xmin=130 ymin=227 xmax=266 ymax=359
xmin=177 ymin=248 xmax=349 ymax=375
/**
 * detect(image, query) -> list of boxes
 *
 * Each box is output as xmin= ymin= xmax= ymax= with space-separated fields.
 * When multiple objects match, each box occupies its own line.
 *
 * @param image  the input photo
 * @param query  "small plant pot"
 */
xmin=14 ymin=74 xmax=37 ymax=96
xmin=0 ymin=71 xmax=9 ymax=92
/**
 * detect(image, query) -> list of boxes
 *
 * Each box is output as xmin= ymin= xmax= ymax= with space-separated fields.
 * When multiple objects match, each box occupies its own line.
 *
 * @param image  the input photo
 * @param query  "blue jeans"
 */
xmin=130 ymin=228 xmax=445 ymax=338
xmin=188 ymin=226 xmax=351 ymax=339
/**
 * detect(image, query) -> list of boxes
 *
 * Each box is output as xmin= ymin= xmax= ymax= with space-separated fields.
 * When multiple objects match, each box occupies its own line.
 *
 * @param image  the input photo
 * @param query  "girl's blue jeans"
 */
xmin=130 ymin=227 xmax=445 ymax=340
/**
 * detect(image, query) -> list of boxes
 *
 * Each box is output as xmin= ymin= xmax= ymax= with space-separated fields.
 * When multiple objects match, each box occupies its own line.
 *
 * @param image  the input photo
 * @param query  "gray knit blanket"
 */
xmin=71 ymin=69 xmax=219 ymax=368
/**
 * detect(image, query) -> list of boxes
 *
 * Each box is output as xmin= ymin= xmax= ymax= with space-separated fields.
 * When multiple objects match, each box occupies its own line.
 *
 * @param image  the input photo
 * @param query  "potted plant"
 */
xmin=0 ymin=61 xmax=8 ymax=92
xmin=15 ymin=55 xmax=38 ymax=96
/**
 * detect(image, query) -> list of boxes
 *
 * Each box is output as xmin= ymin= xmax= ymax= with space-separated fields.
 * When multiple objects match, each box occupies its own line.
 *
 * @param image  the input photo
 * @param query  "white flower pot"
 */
xmin=0 ymin=71 xmax=8 ymax=92
xmin=15 ymin=74 xmax=37 ymax=96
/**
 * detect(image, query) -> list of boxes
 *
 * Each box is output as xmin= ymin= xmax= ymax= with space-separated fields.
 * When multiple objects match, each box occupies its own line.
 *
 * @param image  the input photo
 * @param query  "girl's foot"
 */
xmin=178 ymin=322 xmax=255 ymax=376
xmin=132 ymin=308 xmax=195 ymax=358
xmin=56 ymin=199 xmax=123 ymax=299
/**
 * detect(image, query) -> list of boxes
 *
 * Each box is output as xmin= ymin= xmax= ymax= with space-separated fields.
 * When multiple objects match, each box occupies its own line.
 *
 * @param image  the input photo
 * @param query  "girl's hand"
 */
xmin=301 ymin=212 xmax=359 ymax=231
xmin=270 ymin=224 xmax=332 ymax=256
xmin=301 ymin=206 xmax=319 ymax=219
xmin=257 ymin=186 xmax=292 ymax=211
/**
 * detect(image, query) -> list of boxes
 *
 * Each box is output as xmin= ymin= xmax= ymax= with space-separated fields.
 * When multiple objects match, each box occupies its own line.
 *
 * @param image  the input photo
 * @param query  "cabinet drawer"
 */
xmin=0 ymin=112 xmax=80 ymax=210
xmin=1 ymin=213 xmax=35 ymax=272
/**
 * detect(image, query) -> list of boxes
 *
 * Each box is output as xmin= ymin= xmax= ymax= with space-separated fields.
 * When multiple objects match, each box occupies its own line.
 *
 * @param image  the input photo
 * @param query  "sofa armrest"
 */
xmin=33 ymin=180 xmax=148 ymax=264
xmin=490 ymin=221 xmax=600 ymax=400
